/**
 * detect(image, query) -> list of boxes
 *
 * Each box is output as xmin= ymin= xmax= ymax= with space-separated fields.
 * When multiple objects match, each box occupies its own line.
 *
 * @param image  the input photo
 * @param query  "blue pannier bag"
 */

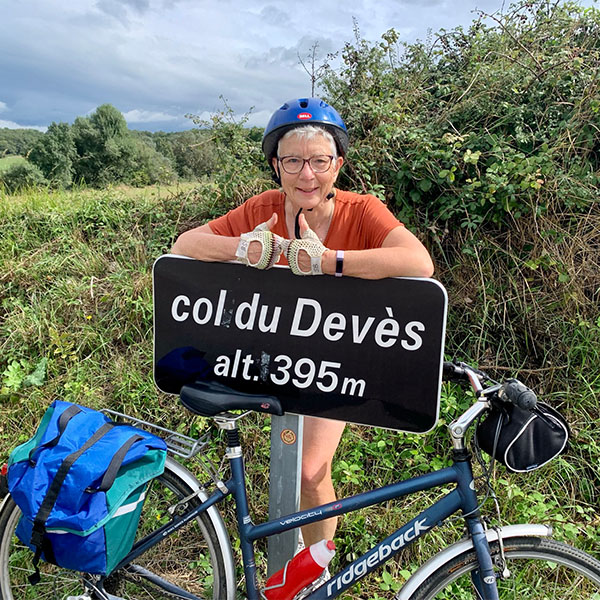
xmin=7 ymin=400 xmax=167 ymax=583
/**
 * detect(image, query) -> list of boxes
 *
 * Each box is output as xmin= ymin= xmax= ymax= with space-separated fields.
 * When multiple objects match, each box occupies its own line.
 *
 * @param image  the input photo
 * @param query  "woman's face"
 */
xmin=273 ymin=133 xmax=343 ymax=212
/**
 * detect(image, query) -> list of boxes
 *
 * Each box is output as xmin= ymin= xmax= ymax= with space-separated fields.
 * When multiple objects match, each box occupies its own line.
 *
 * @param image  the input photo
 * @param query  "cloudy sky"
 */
xmin=1 ymin=0 xmax=595 ymax=132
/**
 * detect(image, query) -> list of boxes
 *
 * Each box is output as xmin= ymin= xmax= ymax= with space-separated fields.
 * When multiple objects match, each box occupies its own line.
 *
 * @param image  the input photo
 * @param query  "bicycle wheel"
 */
xmin=408 ymin=536 xmax=600 ymax=600
xmin=0 ymin=467 xmax=231 ymax=599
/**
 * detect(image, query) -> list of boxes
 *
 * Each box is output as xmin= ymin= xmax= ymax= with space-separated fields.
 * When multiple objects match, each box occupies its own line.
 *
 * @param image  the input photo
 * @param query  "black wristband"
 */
xmin=335 ymin=250 xmax=344 ymax=278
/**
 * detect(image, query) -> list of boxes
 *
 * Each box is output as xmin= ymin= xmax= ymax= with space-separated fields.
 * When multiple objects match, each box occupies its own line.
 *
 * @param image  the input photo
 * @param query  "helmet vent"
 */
xmin=299 ymin=99 xmax=309 ymax=108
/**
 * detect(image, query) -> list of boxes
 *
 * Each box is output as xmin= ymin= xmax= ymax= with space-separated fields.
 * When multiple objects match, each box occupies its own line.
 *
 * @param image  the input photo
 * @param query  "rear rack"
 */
xmin=101 ymin=409 xmax=210 ymax=459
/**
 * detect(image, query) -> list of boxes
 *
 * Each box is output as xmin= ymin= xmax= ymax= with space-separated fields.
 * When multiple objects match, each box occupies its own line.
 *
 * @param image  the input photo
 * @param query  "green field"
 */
xmin=1 ymin=184 xmax=598 ymax=598
xmin=0 ymin=156 xmax=27 ymax=172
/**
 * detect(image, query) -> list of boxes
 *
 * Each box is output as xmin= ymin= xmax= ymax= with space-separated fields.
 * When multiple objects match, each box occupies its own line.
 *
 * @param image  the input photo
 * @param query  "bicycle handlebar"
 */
xmin=443 ymin=361 xmax=537 ymax=411
xmin=442 ymin=361 xmax=489 ymax=384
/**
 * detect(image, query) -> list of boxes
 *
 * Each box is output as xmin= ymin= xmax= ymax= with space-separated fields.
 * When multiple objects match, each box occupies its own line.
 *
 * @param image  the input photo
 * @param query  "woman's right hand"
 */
xmin=236 ymin=213 xmax=285 ymax=269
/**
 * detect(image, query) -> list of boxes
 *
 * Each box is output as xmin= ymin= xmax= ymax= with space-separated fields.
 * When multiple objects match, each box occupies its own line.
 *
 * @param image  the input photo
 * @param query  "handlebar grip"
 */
xmin=501 ymin=379 xmax=537 ymax=410
xmin=443 ymin=361 xmax=467 ymax=382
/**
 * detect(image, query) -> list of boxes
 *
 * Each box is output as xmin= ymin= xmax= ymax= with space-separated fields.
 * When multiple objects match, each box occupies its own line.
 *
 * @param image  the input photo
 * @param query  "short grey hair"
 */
xmin=277 ymin=126 xmax=337 ymax=158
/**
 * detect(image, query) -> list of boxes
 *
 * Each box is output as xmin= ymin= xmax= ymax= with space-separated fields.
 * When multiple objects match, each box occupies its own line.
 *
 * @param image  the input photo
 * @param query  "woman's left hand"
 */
xmin=286 ymin=214 xmax=329 ymax=275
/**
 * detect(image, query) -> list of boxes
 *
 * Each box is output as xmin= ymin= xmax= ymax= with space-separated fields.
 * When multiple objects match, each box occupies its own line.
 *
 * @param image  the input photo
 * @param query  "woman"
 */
xmin=171 ymin=97 xmax=434 ymax=547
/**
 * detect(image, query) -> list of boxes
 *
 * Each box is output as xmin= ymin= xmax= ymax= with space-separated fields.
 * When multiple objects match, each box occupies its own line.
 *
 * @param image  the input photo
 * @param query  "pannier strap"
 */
xmin=94 ymin=434 xmax=144 ymax=493
xmin=29 ymin=422 xmax=117 ymax=582
xmin=28 ymin=404 xmax=82 ymax=465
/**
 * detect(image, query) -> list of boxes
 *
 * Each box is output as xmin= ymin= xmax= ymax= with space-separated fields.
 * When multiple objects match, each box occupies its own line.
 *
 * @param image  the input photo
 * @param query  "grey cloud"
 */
xmin=96 ymin=0 xmax=151 ymax=16
xmin=124 ymin=0 xmax=152 ymax=12
xmin=244 ymin=36 xmax=337 ymax=70
xmin=4 ymin=0 xmax=595 ymax=133
xmin=95 ymin=0 xmax=130 ymax=22
xmin=296 ymin=36 xmax=337 ymax=59
xmin=245 ymin=46 xmax=300 ymax=69
xmin=259 ymin=5 xmax=288 ymax=27
xmin=94 ymin=0 xmax=152 ymax=26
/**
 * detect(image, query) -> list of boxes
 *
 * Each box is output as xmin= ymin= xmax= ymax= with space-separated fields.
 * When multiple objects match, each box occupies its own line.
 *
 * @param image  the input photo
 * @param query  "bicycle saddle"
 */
xmin=179 ymin=380 xmax=284 ymax=417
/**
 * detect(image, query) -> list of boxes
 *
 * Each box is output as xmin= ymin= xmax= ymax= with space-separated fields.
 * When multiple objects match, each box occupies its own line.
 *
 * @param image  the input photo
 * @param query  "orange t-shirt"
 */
xmin=208 ymin=189 xmax=403 ymax=265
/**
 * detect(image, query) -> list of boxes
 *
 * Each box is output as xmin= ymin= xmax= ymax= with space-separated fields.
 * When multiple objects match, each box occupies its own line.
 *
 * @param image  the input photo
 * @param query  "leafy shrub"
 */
xmin=149 ymin=129 xmax=219 ymax=180
xmin=124 ymin=138 xmax=177 ymax=187
xmin=322 ymin=1 xmax=600 ymax=230
xmin=186 ymin=99 xmax=271 ymax=208
xmin=0 ymin=160 xmax=46 ymax=193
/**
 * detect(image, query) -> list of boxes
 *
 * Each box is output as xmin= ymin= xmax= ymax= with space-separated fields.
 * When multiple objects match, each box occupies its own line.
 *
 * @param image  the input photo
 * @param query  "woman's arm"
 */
xmin=294 ymin=214 xmax=434 ymax=280
xmin=171 ymin=223 xmax=239 ymax=261
xmin=170 ymin=213 xmax=279 ymax=264
xmin=320 ymin=225 xmax=434 ymax=280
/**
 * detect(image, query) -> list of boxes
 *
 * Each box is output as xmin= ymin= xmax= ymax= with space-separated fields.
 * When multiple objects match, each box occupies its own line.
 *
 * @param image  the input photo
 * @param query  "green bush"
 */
xmin=322 ymin=1 xmax=600 ymax=230
xmin=187 ymin=99 xmax=271 ymax=208
xmin=124 ymin=137 xmax=177 ymax=187
xmin=0 ymin=160 xmax=46 ymax=193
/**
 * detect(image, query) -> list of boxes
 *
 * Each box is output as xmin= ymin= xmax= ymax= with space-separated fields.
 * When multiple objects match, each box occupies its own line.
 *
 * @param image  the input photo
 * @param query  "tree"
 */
xmin=72 ymin=104 xmax=134 ymax=186
xmin=70 ymin=104 xmax=176 ymax=186
xmin=29 ymin=122 xmax=76 ymax=187
xmin=89 ymin=103 xmax=128 ymax=139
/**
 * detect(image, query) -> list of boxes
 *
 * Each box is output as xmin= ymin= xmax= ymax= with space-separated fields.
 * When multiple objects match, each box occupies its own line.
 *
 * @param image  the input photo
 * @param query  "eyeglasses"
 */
xmin=278 ymin=155 xmax=335 ymax=174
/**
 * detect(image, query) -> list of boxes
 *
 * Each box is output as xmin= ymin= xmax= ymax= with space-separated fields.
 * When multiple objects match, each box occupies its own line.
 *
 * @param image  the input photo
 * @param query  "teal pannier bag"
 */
xmin=7 ymin=400 xmax=167 ymax=582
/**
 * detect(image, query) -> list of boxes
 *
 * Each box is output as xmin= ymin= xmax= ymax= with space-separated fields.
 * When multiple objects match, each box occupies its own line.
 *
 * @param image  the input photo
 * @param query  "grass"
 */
xmin=0 ymin=184 xmax=598 ymax=598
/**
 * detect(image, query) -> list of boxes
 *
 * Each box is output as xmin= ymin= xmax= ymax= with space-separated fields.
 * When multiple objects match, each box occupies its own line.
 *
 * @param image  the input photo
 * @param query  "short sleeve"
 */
xmin=207 ymin=191 xmax=286 ymax=237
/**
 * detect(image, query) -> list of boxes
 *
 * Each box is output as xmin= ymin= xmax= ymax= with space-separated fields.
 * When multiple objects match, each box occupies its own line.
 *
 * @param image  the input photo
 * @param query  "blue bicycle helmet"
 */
xmin=262 ymin=98 xmax=349 ymax=162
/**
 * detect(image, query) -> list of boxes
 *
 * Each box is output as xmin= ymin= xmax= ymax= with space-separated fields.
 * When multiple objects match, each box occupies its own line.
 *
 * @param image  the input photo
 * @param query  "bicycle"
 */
xmin=1 ymin=361 xmax=599 ymax=599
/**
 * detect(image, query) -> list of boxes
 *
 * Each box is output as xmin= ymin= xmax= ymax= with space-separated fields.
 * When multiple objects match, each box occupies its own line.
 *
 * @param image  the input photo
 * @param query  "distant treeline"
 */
xmin=0 ymin=128 xmax=44 ymax=156
xmin=0 ymin=106 xmax=266 ymax=192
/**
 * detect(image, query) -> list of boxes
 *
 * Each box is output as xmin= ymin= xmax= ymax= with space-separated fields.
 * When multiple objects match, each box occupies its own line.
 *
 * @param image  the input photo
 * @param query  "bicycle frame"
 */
xmin=114 ymin=444 xmax=501 ymax=600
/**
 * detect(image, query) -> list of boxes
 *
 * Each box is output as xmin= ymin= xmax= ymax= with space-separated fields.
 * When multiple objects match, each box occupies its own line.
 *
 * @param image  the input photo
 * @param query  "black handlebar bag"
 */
xmin=476 ymin=402 xmax=569 ymax=473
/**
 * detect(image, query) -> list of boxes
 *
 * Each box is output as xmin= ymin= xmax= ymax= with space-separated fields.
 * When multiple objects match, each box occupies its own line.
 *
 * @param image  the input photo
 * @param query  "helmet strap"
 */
xmin=294 ymin=208 xmax=303 ymax=239
xmin=293 ymin=191 xmax=333 ymax=238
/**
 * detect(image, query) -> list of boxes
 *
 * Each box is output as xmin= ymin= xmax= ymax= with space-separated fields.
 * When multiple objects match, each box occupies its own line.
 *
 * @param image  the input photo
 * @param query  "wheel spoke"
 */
xmin=0 ymin=468 xmax=230 ymax=599
xmin=412 ymin=537 xmax=600 ymax=600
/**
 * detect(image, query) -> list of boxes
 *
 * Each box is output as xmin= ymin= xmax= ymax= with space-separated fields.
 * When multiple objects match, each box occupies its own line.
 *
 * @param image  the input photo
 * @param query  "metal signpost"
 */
xmin=267 ymin=413 xmax=303 ymax=574
xmin=152 ymin=255 xmax=447 ymax=571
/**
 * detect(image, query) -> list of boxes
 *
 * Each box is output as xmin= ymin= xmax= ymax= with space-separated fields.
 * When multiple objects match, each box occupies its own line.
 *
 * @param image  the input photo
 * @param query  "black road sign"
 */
xmin=153 ymin=255 xmax=447 ymax=432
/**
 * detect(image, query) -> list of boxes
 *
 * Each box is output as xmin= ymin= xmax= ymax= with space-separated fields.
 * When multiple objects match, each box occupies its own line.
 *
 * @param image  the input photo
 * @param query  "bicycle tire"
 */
xmin=0 ymin=465 xmax=231 ymax=599
xmin=407 ymin=536 xmax=600 ymax=600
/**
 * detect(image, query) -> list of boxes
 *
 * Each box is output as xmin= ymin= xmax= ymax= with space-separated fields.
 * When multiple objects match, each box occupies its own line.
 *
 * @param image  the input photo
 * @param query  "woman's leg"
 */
xmin=300 ymin=416 xmax=346 ymax=546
